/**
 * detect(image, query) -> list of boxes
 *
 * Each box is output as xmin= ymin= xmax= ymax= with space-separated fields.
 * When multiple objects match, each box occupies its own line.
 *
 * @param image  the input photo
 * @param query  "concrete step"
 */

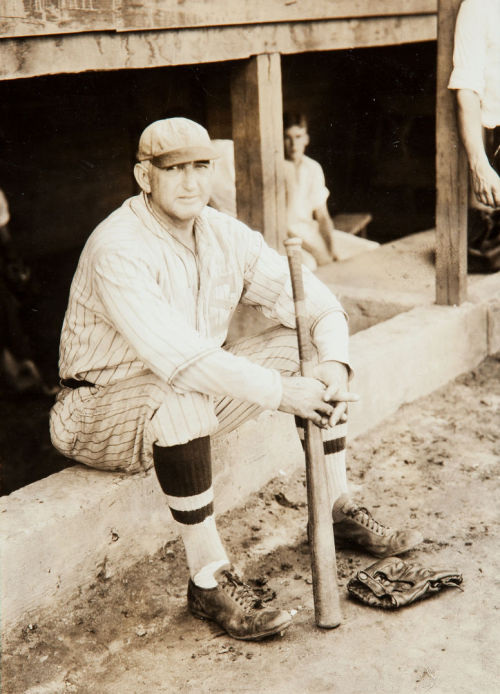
xmin=317 ymin=228 xmax=498 ymax=333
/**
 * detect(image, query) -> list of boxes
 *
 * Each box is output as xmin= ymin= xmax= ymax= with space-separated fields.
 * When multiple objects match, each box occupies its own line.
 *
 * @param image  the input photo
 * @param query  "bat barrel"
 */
xmin=305 ymin=423 xmax=342 ymax=628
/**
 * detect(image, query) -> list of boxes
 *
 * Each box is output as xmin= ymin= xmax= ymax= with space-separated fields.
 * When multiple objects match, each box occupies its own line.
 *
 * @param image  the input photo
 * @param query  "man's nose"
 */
xmin=182 ymin=165 xmax=198 ymax=189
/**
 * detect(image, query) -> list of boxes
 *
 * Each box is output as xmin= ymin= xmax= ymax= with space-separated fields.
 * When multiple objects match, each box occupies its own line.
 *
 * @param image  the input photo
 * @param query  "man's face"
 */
xmin=284 ymin=125 xmax=309 ymax=163
xmin=148 ymin=160 xmax=213 ymax=225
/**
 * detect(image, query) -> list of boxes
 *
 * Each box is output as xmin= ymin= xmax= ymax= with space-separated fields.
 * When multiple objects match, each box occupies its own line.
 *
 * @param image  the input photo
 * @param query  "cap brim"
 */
xmin=146 ymin=146 xmax=219 ymax=168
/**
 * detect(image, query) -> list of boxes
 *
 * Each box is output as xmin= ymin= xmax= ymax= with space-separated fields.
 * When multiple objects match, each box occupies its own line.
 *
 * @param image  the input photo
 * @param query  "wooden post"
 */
xmin=230 ymin=53 xmax=286 ymax=251
xmin=435 ymin=0 xmax=468 ymax=305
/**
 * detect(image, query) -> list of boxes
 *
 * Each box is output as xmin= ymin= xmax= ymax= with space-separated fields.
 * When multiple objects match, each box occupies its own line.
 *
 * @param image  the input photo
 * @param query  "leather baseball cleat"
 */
xmin=332 ymin=494 xmax=424 ymax=558
xmin=187 ymin=568 xmax=292 ymax=641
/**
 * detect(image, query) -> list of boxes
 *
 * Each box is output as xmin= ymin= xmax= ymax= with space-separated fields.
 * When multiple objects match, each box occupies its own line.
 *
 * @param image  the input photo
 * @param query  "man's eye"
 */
xmin=165 ymin=165 xmax=180 ymax=172
xmin=195 ymin=161 xmax=210 ymax=169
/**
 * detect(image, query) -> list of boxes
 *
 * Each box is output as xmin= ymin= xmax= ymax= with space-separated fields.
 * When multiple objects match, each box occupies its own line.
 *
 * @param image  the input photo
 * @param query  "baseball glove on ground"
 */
xmin=347 ymin=557 xmax=463 ymax=609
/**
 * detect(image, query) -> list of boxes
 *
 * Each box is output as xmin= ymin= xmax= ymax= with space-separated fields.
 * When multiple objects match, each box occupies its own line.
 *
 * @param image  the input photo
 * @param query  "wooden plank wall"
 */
xmin=1 ymin=0 xmax=437 ymax=39
xmin=435 ymin=0 xmax=468 ymax=305
xmin=231 ymin=54 xmax=286 ymax=250
xmin=0 ymin=15 xmax=438 ymax=81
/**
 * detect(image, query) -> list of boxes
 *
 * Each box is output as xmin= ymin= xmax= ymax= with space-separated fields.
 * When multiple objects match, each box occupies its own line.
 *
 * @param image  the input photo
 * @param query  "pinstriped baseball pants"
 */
xmin=50 ymin=325 xmax=346 ymax=475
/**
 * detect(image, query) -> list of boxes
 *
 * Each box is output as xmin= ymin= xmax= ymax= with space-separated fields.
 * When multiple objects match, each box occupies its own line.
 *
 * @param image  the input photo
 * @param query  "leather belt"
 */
xmin=61 ymin=378 xmax=95 ymax=389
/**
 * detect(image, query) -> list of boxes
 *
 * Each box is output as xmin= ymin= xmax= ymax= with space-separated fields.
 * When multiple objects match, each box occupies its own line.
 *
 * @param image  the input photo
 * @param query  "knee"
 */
xmin=149 ymin=393 xmax=219 ymax=448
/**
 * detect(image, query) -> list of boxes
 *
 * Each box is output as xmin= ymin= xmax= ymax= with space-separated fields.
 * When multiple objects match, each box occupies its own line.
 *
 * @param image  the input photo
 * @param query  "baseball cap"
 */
xmin=137 ymin=117 xmax=219 ymax=168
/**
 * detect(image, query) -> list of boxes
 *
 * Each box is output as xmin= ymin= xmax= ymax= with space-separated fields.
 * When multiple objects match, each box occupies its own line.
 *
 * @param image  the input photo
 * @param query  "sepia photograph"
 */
xmin=0 ymin=1 xmax=499 ymax=692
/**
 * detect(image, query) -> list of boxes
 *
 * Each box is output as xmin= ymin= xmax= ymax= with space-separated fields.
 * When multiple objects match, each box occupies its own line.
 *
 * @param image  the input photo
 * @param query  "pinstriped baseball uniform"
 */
xmin=50 ymin=193 xmax=350 ymax=472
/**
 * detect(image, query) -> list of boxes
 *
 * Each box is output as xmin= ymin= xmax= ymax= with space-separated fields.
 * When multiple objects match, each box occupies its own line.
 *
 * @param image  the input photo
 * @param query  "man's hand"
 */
xmin=313 ymin=360 xmax=359 ymax=427
xmin=470 ymin=161 xmax=500 ymax=209
xmin=279 ymin=362 xmax=359 ymax=429
xmin=279 ymin=375 xmax=334 ymax=428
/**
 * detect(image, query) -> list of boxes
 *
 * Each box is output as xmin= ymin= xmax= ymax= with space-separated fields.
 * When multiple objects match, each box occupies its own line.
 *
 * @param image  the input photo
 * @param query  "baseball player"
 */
xmin=50 ymin=117 xmax=423 ymax=641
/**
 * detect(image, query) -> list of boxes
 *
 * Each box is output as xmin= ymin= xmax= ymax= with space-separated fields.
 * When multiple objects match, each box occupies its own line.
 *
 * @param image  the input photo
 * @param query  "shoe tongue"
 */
xmin=332 ymin=493 xmax=353 ymax=521
xmin=345 ymin=499 xmax=361 ymax=514
xmin=194 ymin=560 xmax=231 ymax=589
xmin=217 ymin=570 xmax=263 ymax=610
xmin=339 ymin=498 xmax=361 ymax=519
xmin=213 ymin=563 xmax=235 ymax=583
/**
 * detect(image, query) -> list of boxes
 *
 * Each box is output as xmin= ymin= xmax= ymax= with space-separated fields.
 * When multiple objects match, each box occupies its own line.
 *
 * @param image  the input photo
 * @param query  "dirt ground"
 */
xmin=2 ymin=353 xmax=500 ymax=694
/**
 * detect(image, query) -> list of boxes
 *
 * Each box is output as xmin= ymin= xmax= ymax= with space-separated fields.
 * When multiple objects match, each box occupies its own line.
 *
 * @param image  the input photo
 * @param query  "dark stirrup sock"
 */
xmin=153 ymin=437 xmax=228 ymax=582
xmin=153 ymin=437 xmax=213 ymax=524
xmin=294 ymin=416 xmax=349 ymax=511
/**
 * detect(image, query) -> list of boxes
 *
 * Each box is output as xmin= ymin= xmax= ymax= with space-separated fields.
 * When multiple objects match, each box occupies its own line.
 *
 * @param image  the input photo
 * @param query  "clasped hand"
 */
xmin=279 ymin=361 xmax=359 ymax=428
xmin=471 ymin=161 xmax=500 ymax=209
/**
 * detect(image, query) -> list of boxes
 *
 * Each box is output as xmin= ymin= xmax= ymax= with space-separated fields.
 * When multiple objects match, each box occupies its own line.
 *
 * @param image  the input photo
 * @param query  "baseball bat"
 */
xmin=284 ymin=237 xmax=342 ymax=629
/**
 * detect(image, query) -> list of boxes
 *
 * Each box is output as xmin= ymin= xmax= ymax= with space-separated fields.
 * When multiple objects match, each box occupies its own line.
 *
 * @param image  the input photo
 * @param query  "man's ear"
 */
xmin=134 ymin=162 xmax=152 ymax=193
xmin=304 ymin=132 xmax=310 ymax=147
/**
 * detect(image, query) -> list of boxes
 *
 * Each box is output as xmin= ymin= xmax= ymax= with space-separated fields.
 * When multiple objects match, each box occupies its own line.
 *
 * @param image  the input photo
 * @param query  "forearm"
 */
xmin=456 ymin=90 xmax=500 ymax=207
xmin=456 ymin=89 xmax=489 ymax=171
xmin=318 ymin=216 xmax=334 ymax=249
xmin=174 ymin=312 xmax=351 ymax=415
xmin=314 ymin=206 xmax=337 ymax=258
xmin=172 ymin=348 xmax=282 ymax=411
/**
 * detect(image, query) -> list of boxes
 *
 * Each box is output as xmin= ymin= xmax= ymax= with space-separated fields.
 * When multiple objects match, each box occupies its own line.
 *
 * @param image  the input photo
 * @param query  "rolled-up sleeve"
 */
xmin=448 ymin=0 xmax=487 ymax=96
xmin=309 ymin=160 xmax=330 ymax=212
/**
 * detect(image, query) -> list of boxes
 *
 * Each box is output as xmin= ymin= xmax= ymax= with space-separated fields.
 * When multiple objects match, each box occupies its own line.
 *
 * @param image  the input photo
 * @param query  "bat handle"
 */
xmin=284 ymin=238 xmax=314 ymax=376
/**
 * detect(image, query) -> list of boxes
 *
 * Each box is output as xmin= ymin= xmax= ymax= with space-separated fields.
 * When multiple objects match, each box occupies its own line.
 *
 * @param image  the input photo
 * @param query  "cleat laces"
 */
xmin=219 ymin=571 xmax=264 ymax=611
xmin=345 ymin=504 xmax=390 ymax=537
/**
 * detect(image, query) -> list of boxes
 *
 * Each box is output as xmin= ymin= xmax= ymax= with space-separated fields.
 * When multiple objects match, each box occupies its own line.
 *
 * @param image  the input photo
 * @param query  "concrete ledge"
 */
xmin=0 ymin=298 xmax=496 ymax=632
xmin=486 ymin=300 xmax=500 ymax=354
xmin=347 ymin=301 xmax=489 ymax=440
xmin=468 ymin=273 xmax=500 ymax=355
xmin=0 ymin=409 xmax=302 ymax=631
xmin=315 ymin=228 xmax=436 ymax=333
xmin=317 ymin=229 xmax=500 ymax=335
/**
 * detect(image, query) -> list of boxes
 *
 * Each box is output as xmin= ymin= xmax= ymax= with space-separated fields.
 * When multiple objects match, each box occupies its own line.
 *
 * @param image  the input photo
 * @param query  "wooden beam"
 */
xmin=1 ymin=0 xmax=438 ymax=40
xmin=0 ymin=15 xmax=437 ymax=81
xmin=435 ymin=0 xmax=468 ymax=305
xmin=230 ymin=54 xmax=286 ymax=251
xmin=118 ymin=0 xmax=438 ymax=34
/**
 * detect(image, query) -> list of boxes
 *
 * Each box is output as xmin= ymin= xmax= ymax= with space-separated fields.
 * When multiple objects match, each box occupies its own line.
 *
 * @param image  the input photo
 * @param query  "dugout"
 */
xmin=0 ymin=1 xmax=471 ymax=493
xmin=0 ymin=0 xmax=467 ymax=300
xmin=0 ymin=43 xmax=437 ymax=260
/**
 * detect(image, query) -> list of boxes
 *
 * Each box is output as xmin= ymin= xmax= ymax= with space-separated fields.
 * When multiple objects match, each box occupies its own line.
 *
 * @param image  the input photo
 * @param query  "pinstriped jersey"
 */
xmin=59 ymin=193 xmax=349 ymax=411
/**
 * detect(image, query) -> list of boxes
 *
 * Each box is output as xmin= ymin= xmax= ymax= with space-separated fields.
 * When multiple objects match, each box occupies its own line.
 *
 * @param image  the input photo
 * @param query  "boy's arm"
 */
xmin=313 ymin=202 xmax=338 ymax=261
xmin=456 ymin=89 xmax=500 ymax=208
